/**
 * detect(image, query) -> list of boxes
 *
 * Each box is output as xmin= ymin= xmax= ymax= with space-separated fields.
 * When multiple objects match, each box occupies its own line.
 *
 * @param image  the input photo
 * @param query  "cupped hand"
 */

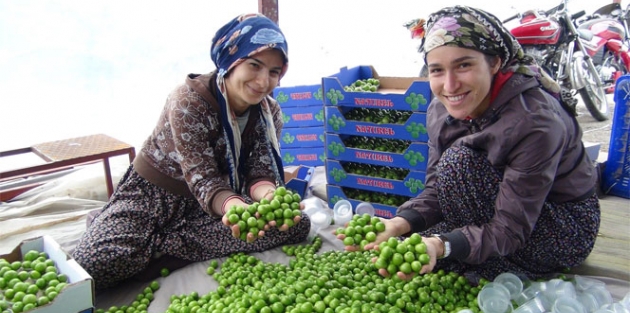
xmin=362 ymin=217 xmax=408 ymax=250
xmin=371 ymin=235 xmax=442 ymax=280
xmin=277 ymin=201 xmax=305 ymax=231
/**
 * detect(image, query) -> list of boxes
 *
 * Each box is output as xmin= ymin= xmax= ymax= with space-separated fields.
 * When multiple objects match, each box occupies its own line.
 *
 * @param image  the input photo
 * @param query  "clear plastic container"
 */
xmin=513 ymin=296 xmax=549 ymax=313
xmin=478 ymin=283 xmax=513 ymax=313
xmin=552 ymin=296 xmax=586 ymax=313
xmin=574 ymin=275 xmax=606 ymax=292
xmin=578 ymin=285 xmax=613 ymax=312
xmin=303 ymin=197 xmax=332 ymax=242
xmin=543 ymin=279 xmax=576 ymax=303
xmin=494 ymin=272 xmax=524 ymax=300
xmin=514 ymin=285 xmax=542 ymax=307
xmin=355 ymin=202 xmax=375 ymax=217
xmin=333 ymin=199 xmax=353 ymax=226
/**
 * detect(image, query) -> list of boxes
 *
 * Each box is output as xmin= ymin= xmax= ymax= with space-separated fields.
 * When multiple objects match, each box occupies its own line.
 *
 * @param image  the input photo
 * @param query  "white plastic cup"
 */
xmin=355 ymin=202 xmax=375 ymax=217
xmin=604 ymin=303 xmax=630 ymax=313
xmin=494 ymin=272 xmax=524 ymax=300
xmin=543 ymin=279 xmax=576 ymax=303
xmin=303 ymin=198 xmax=332 ymax=243
xmin=514 ymin=285 xmax=542 ymax=307
xmin=552 ymin=296 xmax=587 ymax=313
xmin=513 ymin=296 xmax=549 ymax=313
xmin=578 ymin=285 xmax=613 ymax=312
xmin=333 ymin=199 xmax=353 ymax=226
xmin=573 ymin=275 xmax=606 ymax=292
xmin=478 ymin=284 xmax=514 ymax=313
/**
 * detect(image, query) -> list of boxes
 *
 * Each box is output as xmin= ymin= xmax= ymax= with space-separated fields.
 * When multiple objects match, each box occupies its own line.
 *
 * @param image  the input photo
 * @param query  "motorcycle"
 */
xmin=576 ymin=2 xmax=630 ymax=94
xmin=502 ymin=0 xmax=611 ymax=121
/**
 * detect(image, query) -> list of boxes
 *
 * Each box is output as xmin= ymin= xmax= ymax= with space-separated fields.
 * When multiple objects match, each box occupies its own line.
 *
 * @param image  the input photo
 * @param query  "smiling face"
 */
xmin=224 ymin=49 xmax=285 ymax=115
xmin=426 ymin=45 xmax=501 ymax=120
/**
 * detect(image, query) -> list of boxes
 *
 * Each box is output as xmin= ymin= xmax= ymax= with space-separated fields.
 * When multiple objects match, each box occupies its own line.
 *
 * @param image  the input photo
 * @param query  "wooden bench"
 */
xmin=0 ymin=134 xmax=135 ymax=201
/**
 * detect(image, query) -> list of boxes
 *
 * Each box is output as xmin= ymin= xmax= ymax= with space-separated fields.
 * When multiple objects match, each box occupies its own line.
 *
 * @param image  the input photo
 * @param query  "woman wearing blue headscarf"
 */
xmin=73 ymin=13 xmax=310 ymax=289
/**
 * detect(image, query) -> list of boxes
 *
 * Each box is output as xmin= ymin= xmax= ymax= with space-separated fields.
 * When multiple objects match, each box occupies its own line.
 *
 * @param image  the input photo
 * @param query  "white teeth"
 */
xmin=446 ymin=94 xmax=465 ymax=102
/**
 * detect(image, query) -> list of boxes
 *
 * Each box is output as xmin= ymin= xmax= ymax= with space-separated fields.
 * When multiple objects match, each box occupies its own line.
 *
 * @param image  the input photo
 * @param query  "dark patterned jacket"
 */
xmin=133 ymin=72 xmax=283 ymax=215
xmin=398 ymin=73 xmax=598 ymax=263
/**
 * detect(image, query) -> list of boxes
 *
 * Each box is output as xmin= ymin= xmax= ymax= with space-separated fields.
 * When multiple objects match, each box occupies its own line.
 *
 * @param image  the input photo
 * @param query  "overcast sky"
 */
xmin=0 ymin=0 xmax=608 ymax=152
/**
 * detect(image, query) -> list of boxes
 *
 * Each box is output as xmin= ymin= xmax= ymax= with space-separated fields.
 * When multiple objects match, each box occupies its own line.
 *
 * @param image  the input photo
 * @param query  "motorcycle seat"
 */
xmin=593 ymin=2 xmax=622 ymax=17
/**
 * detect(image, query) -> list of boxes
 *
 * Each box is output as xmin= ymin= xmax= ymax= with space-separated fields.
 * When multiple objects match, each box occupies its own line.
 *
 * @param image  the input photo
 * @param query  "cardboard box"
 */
xmin=280 ymin=126 xmax=325 ymax=148
xmin=322 ymin=65 xmax=432 ymax=112
xmin=281 ymin=147 xmax=325 ymax=167
xmin=602 ymin=76 xmax=630 ymax=199
xmin=325 ymin=133 xmax=429 ymax=171
xmin=281 ymin=105 xmax=325 ymax=128
xmin=0 ymin=235 xmax=94 ymax=313
xmin=326 ymin=184 xmax=398 ymax=219
xmin=325 ymin=106 xmax=429 ymax=142
xmin=273 ymin=84 xmax=324 ymax=107
xmin=325 ymin=159 xmax=426 ymax=198
xmin=284 ymin=166 xmax=315 ymax=199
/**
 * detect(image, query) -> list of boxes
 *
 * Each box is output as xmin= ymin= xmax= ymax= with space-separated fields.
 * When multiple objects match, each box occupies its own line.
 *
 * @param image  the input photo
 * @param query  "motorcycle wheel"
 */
xmin=574 ymin=52 xmax=610 ymax=121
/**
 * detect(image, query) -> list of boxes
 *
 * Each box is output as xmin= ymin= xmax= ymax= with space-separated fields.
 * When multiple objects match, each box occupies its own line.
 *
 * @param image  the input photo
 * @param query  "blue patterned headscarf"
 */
xmin=210 ymin=13 xmax=288 ymax=193
xmin=211 ymin=13 xmax=288 ymax=79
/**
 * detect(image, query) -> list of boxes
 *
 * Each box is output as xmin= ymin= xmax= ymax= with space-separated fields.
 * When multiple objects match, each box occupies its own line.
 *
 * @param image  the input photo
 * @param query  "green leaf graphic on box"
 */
xmin=319 ymin=134 xmax=325 ymax=143
xmin=276 ymin=91 xmax=289 ymax=103
xmin=404 ymin=178 xmax=425 ymax=194
xmin=330 ymin=168 xmax=347 ymax=182
xmin=315 ymin=109 xmax=324 ymax=122
xmin=282 ymin=132 xmax=295 ymax=144
xmin=282 ymin=112 xmax=290 ymax=124
xmin=326 ymin=88 xmax=345 ymax=105
xmin=405 ymin=122 xmax=427 ymax=139
xmin=328 ymin=142 xmax=345 ymax=157
xmin=283 ymin=153 xmax=295 ymax=164
xmin=404 ymin=150 xmax=426 ymax=166
xmin=405 ymin=92 xmax=428 ymax=110
xmin=330 ymin=195 xmax=342 ymax=205
xmin=314 ymin=88 xmax=323 ymax=101
xmin=327 ymin=114 xmax=346 ymax=131
xmin=319 ymin=153 xmax=326 ymax=162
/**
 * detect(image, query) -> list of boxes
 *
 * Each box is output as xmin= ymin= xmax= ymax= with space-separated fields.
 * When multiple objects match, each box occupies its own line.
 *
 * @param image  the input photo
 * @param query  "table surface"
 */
xmin=31 ymin=134 xmax=134 ymax=162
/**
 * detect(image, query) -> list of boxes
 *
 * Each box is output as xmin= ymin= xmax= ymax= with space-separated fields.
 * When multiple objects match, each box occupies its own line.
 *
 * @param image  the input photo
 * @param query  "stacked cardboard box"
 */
xmin=273 ymin=81 xmax=326 ymax=167
xmin=323 ymin=65 xmax=432 ymax=218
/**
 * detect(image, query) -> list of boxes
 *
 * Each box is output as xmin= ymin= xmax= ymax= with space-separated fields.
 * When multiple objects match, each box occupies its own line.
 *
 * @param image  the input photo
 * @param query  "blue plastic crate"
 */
xmin=602 ymin=76 xmax=630 ymax=199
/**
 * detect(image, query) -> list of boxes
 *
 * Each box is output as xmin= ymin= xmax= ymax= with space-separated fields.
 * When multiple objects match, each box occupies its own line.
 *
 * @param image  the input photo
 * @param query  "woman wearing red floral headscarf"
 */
xmin=73 ymin=13 xmax=310 ymax=289
xmin=362 ymin=6 xmax=600 ymax=282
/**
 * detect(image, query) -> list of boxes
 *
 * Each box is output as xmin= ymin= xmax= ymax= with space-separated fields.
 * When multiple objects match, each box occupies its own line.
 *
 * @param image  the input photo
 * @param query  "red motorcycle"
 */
xmin=503 ymin=0 xmax=612 ymax=121
xmin=577 ymin=2 xmax=630 ymax=94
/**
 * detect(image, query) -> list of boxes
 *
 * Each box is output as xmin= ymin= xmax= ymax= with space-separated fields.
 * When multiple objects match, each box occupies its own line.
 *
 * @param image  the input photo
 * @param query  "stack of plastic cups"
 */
xmin=494 ymin=273 xmax=524 ymax=300
xmin=542 ymin=279 xmax=577 ymax=304
xmin=552 ymin=296 xmax=587 ymax=313
xmin=333 ymin=199 xmax=353 ymax=227
xmin=513 ymin=281 xmax=550 ymax=313
xmin=573 ymin=275 xmax=613 ymax=312
xmin=478 ymin=282 xmax=514 ymax=313
xmin=594 ymin=294 xmax=630 ymax=313
xmin=302 ymin=197 xmax=332 ymax=242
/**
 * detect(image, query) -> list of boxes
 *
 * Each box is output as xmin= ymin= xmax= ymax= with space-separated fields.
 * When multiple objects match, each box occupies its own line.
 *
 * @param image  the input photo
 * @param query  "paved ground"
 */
xmin=577 ymin=93 xmax=617 ymax=154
